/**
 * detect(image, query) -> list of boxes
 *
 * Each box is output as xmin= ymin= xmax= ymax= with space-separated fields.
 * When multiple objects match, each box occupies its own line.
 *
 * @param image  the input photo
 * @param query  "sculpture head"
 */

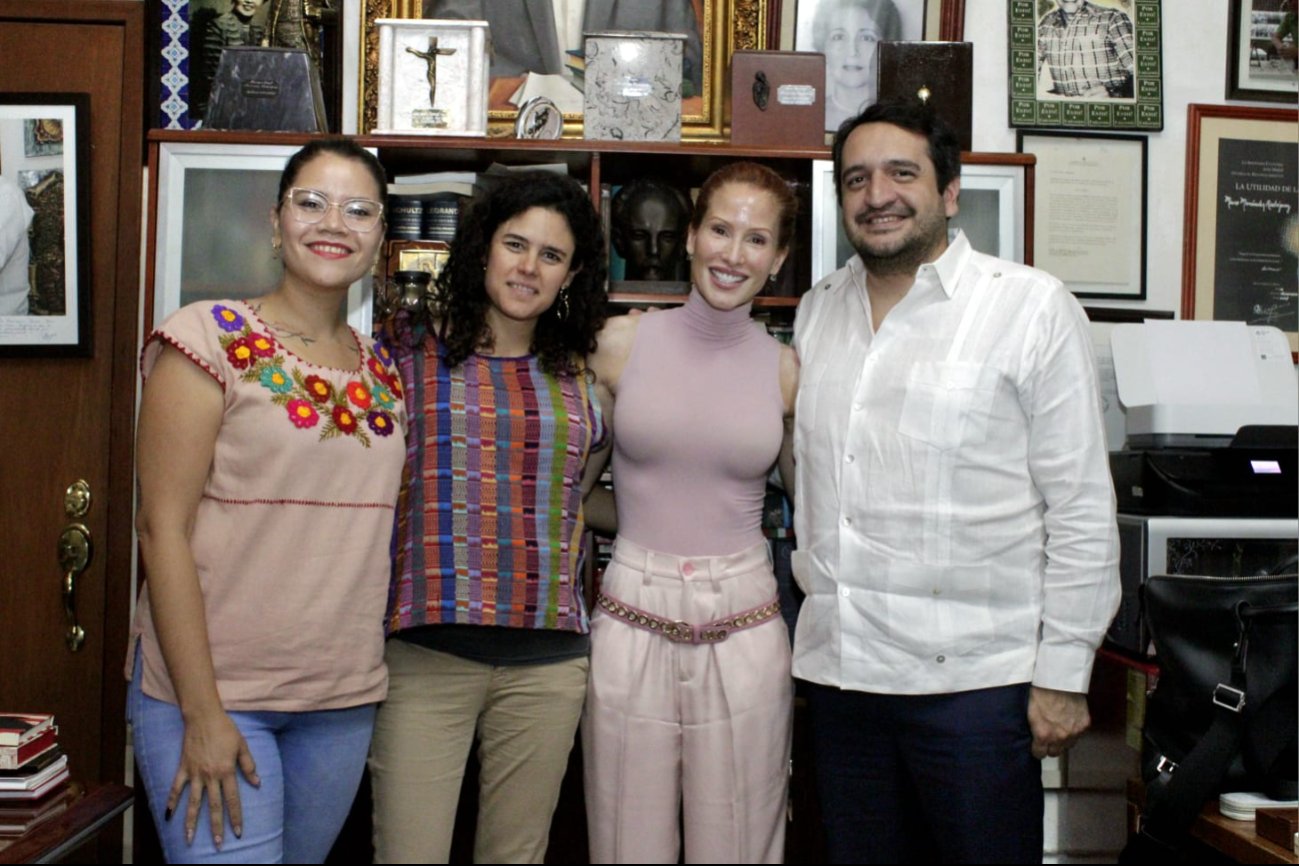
xmin=611 ymin=178 xmax=693 ymax=281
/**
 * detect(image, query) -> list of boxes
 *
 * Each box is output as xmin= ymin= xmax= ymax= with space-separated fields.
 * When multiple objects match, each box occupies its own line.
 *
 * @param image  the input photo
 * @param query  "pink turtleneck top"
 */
xmin=612 ymin=288 xmax=785 ymax=556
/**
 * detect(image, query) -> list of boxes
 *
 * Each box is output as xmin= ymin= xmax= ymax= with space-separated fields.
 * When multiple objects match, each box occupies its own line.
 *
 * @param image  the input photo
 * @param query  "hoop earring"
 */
xmin=557 ymin=287 xmax=571 ymax=319
xmin=272 ymin=238 xmax=282 ymax=258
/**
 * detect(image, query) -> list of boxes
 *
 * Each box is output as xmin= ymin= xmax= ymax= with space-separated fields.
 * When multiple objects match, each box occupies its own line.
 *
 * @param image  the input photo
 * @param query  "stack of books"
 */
xmin=386 ymin=172 xmax=477 ymax=243
xmin=0 ymin=714 xmax=69 ymax=824
xmin=0 ymin=785 xmax=73 ymax=839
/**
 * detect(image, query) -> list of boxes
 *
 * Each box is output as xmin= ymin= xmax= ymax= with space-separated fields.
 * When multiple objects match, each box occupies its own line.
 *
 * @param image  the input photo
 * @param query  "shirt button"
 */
xmin=936 ymin=654 xmax=946 ymax=663
xmin=993 ymin=272 xmax=1002 ymax=279
xmin=839 ymin=587 xmax=851 ymax=598
xmin=852 ymin=403 xmax=863 ymax=412
xmin=844 ymin=454 xmax=855 ymax=464
xmin=681 ymin=562 xmax=695 ymax=576
xmin=932 ymin=587 xmax=941 ymax=596
xmin=841 ymin=516 xmax=852 ymax=527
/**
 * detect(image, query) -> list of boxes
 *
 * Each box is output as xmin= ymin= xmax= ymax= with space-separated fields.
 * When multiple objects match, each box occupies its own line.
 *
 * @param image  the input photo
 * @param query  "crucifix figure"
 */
xmin=406 ymin=37 xmax=457 ymax=108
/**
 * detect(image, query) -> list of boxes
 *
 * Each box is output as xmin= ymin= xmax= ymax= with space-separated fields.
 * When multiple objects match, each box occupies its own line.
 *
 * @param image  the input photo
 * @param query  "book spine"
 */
xmin=420 ymin=195 xmax=463 ymax=243
xmin=386 ymin=195 xmax=427 ymax=241
xmin=0 ymin=730 xmax=57 ymax=771
xmin=0 ymin=715 xmax=53 ymax=748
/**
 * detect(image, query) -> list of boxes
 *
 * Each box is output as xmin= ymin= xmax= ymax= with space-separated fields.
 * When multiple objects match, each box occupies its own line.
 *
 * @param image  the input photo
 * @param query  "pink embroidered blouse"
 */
xmin=127 ymin=300 xmax=407 ymax=712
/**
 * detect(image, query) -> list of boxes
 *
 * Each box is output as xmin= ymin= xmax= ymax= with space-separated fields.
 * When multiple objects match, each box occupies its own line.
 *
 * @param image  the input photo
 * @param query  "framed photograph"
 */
xmin=1008 ymin=0 xmax=1164 ymax=132
xmin=363 ymin=0 xmax=770 ymax=139
xmin=152 ymin=0 xmax=352 ymax=130
xmin=1226 ymin=0 xmax=1299 ymax=102
xmin=149 ymin=141 xmax=374 ymax=334
xmin=1181 ymin=103 xmax=1298 ymax=356
xmin=22 ymin=118 xmax=62 ymax=157
xmin=1018 ymin=130 xmax=1146 ymax=300
xmin=793 ymin=0 xmax=928 ymax=132
xmin=810 ymin=154 xmax=1031 ymax=284
xmin=0 ymin=94 xmax=91 ymax=357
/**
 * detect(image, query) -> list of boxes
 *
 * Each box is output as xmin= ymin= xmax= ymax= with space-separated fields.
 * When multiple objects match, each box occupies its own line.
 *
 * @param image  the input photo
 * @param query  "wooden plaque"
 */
xmin=730 ymin=50 xmax=825 ymax=147
xmin=878 ymin=41 xmax=973 ymax=152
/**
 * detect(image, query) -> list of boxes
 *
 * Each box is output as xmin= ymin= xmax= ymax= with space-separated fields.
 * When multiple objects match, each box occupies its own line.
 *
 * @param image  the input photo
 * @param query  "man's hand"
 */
xmin=1027 ymin=686 xmax=1090 ymax=759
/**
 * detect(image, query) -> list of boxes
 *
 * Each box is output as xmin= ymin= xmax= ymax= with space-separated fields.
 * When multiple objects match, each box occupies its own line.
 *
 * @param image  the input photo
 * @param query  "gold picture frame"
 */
xmin=361 ymin=0 xmax=771 ymax=140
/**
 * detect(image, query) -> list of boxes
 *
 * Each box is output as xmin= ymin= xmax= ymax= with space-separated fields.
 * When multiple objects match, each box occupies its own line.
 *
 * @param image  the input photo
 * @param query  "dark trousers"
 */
xmin=806 ymin=681 xmax=1044 ymax=864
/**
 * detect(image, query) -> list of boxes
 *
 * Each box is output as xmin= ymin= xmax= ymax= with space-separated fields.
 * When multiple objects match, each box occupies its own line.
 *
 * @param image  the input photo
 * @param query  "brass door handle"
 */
xmin=56 ymin=523 xmax=91 ymax=652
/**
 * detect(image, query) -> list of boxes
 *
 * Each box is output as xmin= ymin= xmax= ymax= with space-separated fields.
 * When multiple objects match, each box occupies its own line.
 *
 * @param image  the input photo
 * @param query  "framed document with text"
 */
xmin=1018 ymin=130 xmax=1147 ymax=300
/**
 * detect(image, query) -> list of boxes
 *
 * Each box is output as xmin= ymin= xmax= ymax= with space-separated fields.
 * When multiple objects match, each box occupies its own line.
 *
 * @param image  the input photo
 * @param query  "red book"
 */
xmin=0 ymin=714 xmax=54 ymax=748
xmin=0 ymin=727 xmax=58 ymax=771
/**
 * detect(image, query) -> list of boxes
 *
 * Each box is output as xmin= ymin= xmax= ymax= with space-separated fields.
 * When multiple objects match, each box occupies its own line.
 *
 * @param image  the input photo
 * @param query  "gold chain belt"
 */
xmin=595 ymin=592 xmax=781 ymax=644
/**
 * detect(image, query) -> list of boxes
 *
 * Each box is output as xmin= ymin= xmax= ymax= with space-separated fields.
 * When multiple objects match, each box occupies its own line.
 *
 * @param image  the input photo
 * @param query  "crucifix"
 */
xmin=406 ymin=37 xmax=457 ymax=108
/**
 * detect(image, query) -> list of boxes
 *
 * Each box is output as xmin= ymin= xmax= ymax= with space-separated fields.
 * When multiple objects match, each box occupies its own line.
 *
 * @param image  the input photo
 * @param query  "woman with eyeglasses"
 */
xmin=368 ymin=170 xmax=612 ymax=864
xmin=127 ymin=139 xmax=406 ymax=863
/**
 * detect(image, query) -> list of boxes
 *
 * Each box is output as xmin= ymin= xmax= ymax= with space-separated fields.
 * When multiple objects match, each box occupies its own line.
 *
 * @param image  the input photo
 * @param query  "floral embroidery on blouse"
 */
xmin=211 ymin=303 xmax=401 ymax=447
xmin=212 ymin=304 xmax=245 ymax=332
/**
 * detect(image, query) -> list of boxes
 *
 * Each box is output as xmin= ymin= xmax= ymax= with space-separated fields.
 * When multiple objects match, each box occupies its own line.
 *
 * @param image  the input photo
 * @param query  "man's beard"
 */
xmin=846 ymin=206 xmax=949 ymax=277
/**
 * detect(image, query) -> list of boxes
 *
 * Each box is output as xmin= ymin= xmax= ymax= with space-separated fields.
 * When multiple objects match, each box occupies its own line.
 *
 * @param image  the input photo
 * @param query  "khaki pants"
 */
xmin=369 ymin=640 xmax=588 ymax=864
xmin=583 ymin=538 xmax=793 ymax=864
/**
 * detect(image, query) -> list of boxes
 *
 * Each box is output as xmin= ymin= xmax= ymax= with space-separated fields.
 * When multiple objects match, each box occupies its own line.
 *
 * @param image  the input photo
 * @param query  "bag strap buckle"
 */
xmin=1155 ymin=755 xmax=1178 ymax=776
xmin=1212 ymin=683 xmax=1246 ymax=713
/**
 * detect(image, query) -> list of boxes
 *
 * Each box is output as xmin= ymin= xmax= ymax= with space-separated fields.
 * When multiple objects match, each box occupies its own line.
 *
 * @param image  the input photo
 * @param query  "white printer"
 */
xmin=1109 ymin=321 xmax=1297 ymax=516
xmin=1105 ymin=321 xmax=1298 ymax=654
xmin=1111 ymin=320 xmax=1297 ymax=448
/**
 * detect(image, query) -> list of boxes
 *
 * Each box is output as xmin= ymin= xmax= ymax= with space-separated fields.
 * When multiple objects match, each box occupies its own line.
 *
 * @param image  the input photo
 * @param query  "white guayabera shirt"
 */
xmin=791 ymin=231 xmax=1120 ymax=696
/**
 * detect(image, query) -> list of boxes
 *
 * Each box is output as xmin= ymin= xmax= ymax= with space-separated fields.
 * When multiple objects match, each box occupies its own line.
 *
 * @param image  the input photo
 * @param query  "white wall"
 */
xmin=965 ymin=0 xmax=1292 ymax=317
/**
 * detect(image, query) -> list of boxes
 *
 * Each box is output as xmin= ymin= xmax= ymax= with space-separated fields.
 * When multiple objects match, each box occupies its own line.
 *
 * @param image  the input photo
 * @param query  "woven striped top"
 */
xmin=388 ymin=320 xmax=605 ymax=635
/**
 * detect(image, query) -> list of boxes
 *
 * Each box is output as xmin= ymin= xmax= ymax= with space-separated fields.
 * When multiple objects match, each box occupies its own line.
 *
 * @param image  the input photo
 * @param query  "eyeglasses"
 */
xmin=283 ymin=187 xmax=384 ymax=232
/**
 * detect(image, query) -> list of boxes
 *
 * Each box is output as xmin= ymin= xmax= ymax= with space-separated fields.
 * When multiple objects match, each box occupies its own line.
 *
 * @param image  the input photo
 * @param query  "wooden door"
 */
xmin=0 ymin=2 xmax=143 ymax=858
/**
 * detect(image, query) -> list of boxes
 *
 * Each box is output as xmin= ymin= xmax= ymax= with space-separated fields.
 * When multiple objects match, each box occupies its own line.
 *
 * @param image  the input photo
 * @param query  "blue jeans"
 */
xmin=128 ymin=657 xmax=375 ymax=864
xmin=806 ymin=681 xmax=1044 ymax=864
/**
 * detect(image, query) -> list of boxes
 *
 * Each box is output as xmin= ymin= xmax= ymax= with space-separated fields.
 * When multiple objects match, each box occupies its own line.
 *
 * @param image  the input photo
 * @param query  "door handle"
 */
xmin=56 ymin=523 xmax=92 ymax=652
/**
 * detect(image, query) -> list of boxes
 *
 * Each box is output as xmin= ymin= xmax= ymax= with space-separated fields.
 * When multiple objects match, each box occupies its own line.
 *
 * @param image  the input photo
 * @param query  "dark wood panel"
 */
xmin=0 ymin=2 xmax=143 ymax=861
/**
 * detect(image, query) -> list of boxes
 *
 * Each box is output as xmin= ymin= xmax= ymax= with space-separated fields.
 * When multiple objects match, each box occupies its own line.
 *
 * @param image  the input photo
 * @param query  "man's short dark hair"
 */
xmin=831 ymin=100 xmax=961 ymax=203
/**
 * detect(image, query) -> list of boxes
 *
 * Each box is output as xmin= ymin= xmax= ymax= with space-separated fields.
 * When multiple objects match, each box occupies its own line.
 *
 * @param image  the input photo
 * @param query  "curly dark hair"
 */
xmin=414 ymin=171 xmax=607 ymax=377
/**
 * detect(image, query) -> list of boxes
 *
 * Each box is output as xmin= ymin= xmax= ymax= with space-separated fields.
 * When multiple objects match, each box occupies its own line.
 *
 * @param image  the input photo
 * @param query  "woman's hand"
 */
xmin=168 ymin=709 xmax=260 ymax=847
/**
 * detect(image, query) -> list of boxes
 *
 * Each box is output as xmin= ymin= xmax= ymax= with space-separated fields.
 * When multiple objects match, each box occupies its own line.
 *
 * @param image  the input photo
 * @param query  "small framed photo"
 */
xmin=810 ymin=155 xmax=1031 ymax=284
xmin=150 ymin=141 xmax=373 ymax=334
xmin=388 ymin=241 xmax=452 ymax=284
xmin=1226 ymin=0 xmax=1299 ymax=103
xmin=793 ymin=0 xmax=928 ymax=133
xmin=372 ymin=18 xmax=491 ymax=136
xmin=1018 ymin=130 xmax=1147 ymax=300
xmin=0 ymin=94 xmax=91 ymax=357
xmin=1008 ymin=0 xmax=1164 ymax=132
